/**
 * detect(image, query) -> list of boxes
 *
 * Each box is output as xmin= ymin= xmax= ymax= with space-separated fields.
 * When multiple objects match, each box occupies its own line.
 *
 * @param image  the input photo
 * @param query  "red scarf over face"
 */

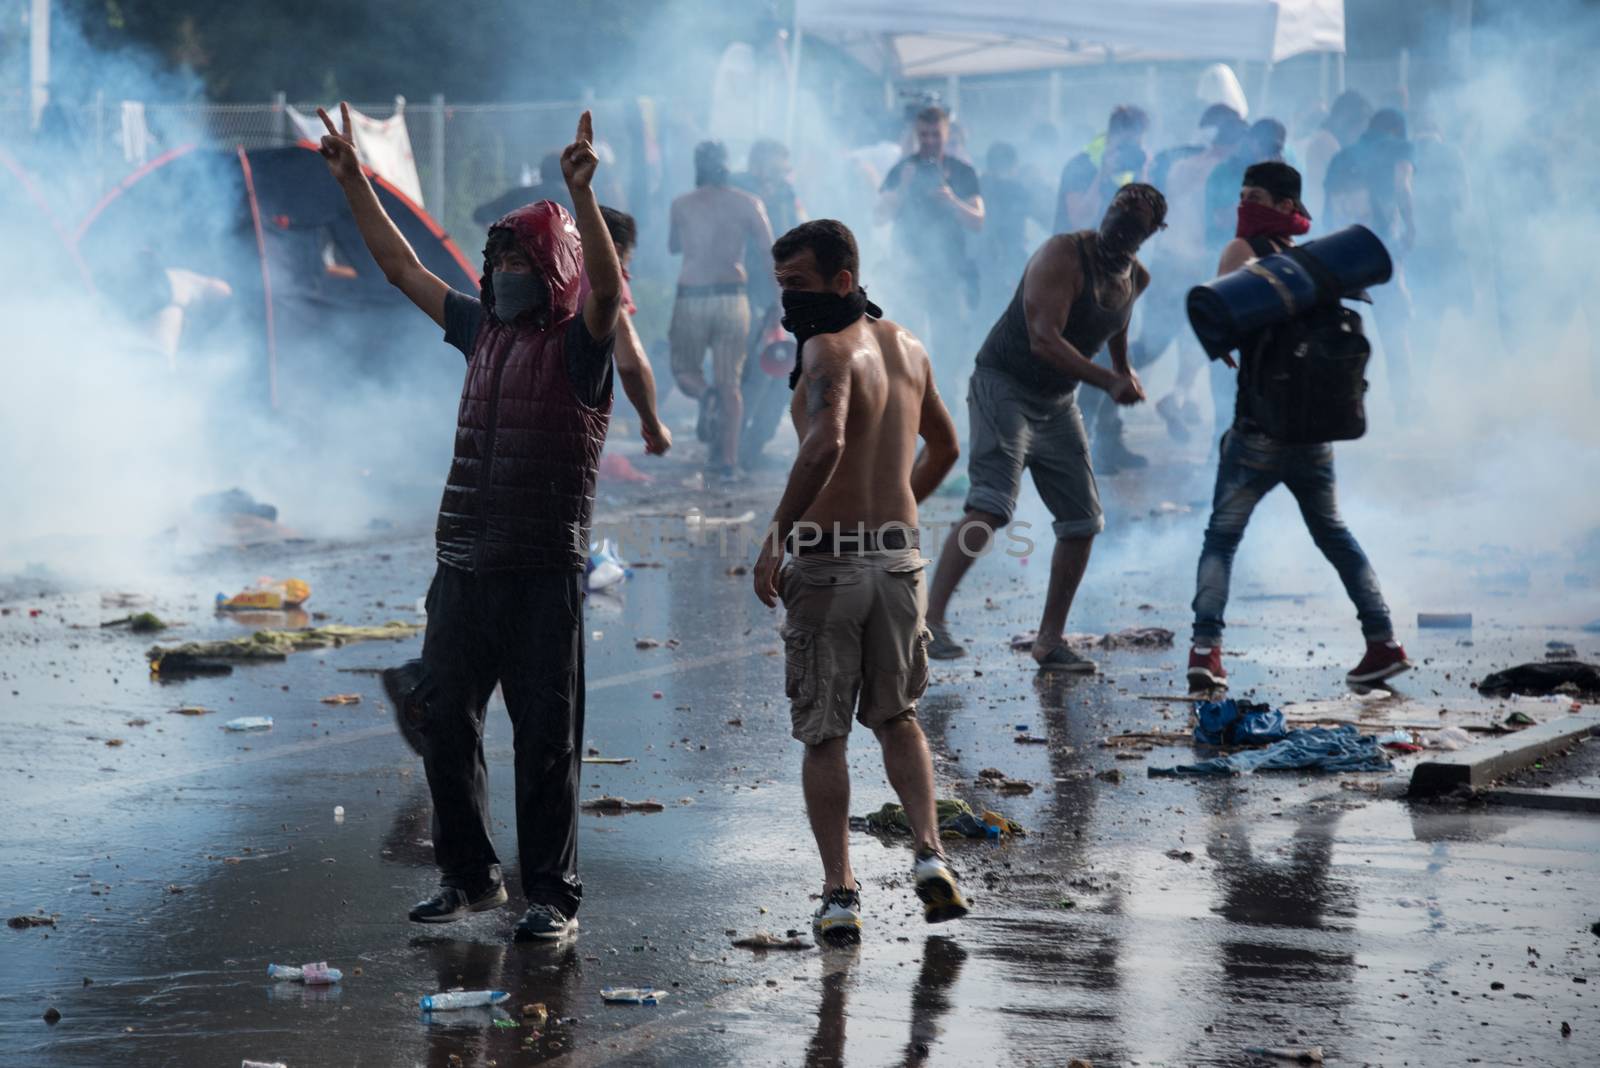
xmin=1236 ymin=201 xmax=1311 ymax=240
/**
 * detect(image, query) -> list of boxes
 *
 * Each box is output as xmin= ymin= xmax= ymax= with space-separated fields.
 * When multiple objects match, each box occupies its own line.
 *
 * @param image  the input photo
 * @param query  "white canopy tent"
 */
xmin=794 ymin=0 xmax=1346 ymax=79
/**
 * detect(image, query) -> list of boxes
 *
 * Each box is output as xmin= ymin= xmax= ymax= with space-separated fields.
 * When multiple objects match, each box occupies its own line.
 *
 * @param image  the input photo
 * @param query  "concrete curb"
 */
xmin=1408 ymin=710 xmax=1600 ymax=797
xmin=1480 ymin=788 xmax=1600 ymax=815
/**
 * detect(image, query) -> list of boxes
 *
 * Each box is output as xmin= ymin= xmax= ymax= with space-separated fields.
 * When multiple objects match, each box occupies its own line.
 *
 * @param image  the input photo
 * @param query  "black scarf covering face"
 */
xmin=780 ymin=288 xmax=882 ymax=390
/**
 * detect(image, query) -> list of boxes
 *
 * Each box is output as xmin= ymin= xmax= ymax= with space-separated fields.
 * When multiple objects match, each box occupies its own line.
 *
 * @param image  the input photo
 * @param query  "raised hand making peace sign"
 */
xmin=316 ymin=102 xmax=361 ymax=183
xmin=561 ymin=110 xmax=599 ymax=192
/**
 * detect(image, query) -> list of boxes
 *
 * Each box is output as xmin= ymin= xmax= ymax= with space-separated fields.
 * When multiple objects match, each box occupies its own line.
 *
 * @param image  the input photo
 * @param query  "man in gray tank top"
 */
xmin=924 ymin=184 xmax=1166 ymax=671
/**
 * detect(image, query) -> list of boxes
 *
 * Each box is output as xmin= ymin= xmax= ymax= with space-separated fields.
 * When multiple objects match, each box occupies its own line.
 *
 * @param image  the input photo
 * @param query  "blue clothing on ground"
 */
xmin=1150 ymin=724 xmax=1392 ymax=776
xmin=1194 ymin=699 xmax=1289 ymax=746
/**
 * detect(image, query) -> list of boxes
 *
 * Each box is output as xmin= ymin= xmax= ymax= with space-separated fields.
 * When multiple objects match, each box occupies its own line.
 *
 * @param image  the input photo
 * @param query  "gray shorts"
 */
xmin=965 ymin=368 xmax=1104 ymax=539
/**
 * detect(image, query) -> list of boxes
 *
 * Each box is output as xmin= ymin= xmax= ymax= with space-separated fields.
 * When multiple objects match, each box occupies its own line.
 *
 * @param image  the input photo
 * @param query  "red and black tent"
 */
xmin=74 ymin=141 xmax=478 ymax=407
xmin=1 ymin=146 xmax=94 ymax=292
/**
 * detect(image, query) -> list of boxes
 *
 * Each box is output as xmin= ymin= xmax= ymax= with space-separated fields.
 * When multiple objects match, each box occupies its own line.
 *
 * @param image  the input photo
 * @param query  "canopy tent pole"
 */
xmin=236 ymin=145 xmax=279 ymax=409
xmin=785 ymin=8 xmax=804 ymax=146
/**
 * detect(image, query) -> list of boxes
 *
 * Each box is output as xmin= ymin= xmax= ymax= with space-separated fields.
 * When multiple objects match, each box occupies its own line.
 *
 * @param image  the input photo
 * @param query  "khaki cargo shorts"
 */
xmin=778 ymin=548 xmax=931 ymax=746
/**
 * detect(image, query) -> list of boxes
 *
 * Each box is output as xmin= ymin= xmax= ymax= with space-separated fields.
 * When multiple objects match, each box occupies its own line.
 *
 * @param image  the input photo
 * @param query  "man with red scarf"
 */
xmin=1186 ymin=162 xmax=1412 ymax=693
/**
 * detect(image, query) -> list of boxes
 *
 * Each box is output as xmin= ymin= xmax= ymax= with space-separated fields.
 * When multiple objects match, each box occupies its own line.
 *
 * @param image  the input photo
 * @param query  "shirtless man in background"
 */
xmin=669 ymin=141 xmax=775 ymax=478
xmin=751 ymin=219 xmax=965 ymax=945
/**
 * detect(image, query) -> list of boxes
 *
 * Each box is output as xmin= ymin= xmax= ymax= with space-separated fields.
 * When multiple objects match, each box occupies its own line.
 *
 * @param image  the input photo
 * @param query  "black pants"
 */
xmin=401 ymin=564 xmax=586 ymax=915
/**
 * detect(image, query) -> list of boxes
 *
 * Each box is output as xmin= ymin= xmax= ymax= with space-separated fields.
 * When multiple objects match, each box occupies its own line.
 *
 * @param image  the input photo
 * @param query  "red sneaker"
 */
xmin=1187 ymin=645 xmax=1227 ymax=691
xmin=1347 ymin=639 xmax=1413 ymax=685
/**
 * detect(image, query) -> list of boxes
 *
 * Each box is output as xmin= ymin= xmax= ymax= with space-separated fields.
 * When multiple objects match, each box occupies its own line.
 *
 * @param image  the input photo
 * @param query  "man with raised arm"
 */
xmin=318 ymin=104 xmax=622 ymax=943
xmin=752 ymin=220 xmax=966 ymax=945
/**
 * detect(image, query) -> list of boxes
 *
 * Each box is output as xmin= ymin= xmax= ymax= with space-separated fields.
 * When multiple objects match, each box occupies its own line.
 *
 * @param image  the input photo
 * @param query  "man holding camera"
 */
xmin=877 ymin=106 xmax=984 ymax=378
xmin=1186 ymin=162 xmax=1411 ymax=693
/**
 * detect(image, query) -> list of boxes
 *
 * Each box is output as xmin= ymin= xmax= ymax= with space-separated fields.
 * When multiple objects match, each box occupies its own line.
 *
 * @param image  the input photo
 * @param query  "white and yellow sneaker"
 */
xmin=812 ymin=886 xmax=863 ymax=945
xmin=913 ymin=850 xmax=969 ymax=924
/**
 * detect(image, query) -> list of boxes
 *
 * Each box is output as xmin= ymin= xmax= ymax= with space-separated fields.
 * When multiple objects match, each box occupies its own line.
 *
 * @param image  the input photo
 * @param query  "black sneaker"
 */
xmin=409 ymin=869 xmax=507 ymax=924
xmin=812 ymin=886 xmax=863 ymax=946
xmin=514 ymin=903 xmax=579 ymax=942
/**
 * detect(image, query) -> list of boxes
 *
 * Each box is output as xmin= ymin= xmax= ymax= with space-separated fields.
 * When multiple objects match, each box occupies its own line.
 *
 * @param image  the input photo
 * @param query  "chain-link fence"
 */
xmin=1 ymin=94 xmax=639 ymax=247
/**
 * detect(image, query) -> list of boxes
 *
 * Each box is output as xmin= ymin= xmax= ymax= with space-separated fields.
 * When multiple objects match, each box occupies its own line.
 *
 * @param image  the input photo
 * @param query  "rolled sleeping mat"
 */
xmin=1187 ymin=225 xmax=1393 ymax=359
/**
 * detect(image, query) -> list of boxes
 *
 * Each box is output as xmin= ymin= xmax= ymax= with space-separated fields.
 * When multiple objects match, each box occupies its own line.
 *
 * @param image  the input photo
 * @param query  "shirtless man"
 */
xmin=751 ymin=219 xmax=965 ymax=945
xmin=669 ymin=141 xmax=775 ymax=478
xmin=924 ymin=184 xmax=1167 ymax=672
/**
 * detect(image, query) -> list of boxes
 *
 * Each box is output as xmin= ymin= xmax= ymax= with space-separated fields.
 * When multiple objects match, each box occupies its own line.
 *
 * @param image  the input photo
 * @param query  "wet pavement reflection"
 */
xmin=3 ymin=473 xmax=1598 ymax=1066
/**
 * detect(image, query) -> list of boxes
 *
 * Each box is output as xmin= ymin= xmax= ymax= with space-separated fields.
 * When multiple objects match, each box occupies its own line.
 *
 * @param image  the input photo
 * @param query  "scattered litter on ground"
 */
xmin=1151 ymin=725 xmax=1391 ymax=777
xmin=42 ymin=1006 xmax=62 ymax=1025
xmin=420 ymin=989 xmax=509 ymax=1011
xmin=976 ymin=767 xmax=1034 ymax=794
xmin=267 ymin=962 xmax=341 ymax=984
xmin=100 ymin=612 xmax=168 ymax=633
xmin=1011 ymin=627 xmax=1174 ymax=651
xmin=8 ymin=914 xmax=56 ymax=929
xmin=1479 ymin=661 xmax=1600 ymax=698
xmin=732 ymin=931 xmax=813 ymax=951
xmin=217 ymin=578 xmax=311 ymax=611
xmin=1242 ymin=1046 xmax=1323 ymax=1064
xmin=150 ymin=654 xmax=235 ymax=679
xmin=1096 ymin=768 xmax=1124 ymax=784
xmin=1547 ymin=641 xmax=1578 ymax=659
xmin=319 ymin=693 xmax=361 ymax=705
xmin=1505 ymin=710 xmax=1538 ymax=726
xmin=169 ymin=705 xmax=212 ymax=716
xmin=1015 ymin=734 xmax=1049 ymax=745
xmin=581 ymin=797 xmax=665 ymax=813
xmin=1194 ymin=700 xmax=1288 ymax=746
xmin=223 ymin=716 xmax=273 ymax=732
xmin=601 ymin=987 xmax=665 ymax=1005
xmin=853 ymin=798 xmax=1024 ymax=838
xmin=521 ymin=1003 xmax=548 ymax=1027
xmin=104 ymin=738 xmax=125 ymax=747
xmin=581 ymin=756 xmax=635 ymax=765
xmin=1165 ymin=849 xmax=1196 ymax=863
xmin=1423 ymin=725 xmax=1474 ymax=751
xmin=599 ymin=451 xmax=653 ymax=484
xmin=685 ymin=510 xmax=756 ymax=534
xmin=586 ymin=540 xmax=632 ymax=592
xmin=333 ymin=806 xmax=345 ymax=820
xmin=1418 ymin=612 xmax=1472 ymax=629
xmin=149 ymin=622 xmax=423 ymax=671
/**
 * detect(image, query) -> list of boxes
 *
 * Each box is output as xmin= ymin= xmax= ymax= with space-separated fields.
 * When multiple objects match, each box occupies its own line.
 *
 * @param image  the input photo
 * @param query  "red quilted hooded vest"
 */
xmin=435 ymin=201 xmax=611 ymax=573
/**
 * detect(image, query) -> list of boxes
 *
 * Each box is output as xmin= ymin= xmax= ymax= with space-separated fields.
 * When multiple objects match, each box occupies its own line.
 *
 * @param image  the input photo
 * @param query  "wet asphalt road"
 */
xmin=2 ymin=430 xmax=1599 ymax=1068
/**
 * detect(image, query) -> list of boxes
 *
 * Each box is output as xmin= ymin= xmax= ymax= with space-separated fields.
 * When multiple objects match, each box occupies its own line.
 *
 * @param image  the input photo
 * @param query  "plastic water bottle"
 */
xmin=419 ymin=990 xmax=510 ymax=1012
xmin=267 ymin=962 xmax=342 ymax=984
xmin=585 ymin=539 xmax=630 ymax=592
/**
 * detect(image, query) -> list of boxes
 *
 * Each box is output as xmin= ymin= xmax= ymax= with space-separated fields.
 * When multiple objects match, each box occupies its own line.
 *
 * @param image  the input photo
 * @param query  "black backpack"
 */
xmin=1239 ymin=240 xmax=1371 ymax=443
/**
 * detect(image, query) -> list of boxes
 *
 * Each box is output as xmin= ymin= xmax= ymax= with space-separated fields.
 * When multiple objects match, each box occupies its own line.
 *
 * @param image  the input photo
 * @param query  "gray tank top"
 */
xmin=974 ymin=232 xmax=1136 ymax=399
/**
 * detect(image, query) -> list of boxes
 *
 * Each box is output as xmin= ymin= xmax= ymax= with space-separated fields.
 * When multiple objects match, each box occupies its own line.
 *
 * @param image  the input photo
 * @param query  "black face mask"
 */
xmin=779 ymin=287 xmax=882 ymax=390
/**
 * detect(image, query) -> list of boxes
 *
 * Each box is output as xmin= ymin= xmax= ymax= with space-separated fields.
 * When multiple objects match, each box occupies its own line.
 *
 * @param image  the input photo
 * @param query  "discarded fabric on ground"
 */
xmin=1149 ymin=725 xmax=1392 ymax=776
xmin=148 ymin=621 xmax=423 ymax=667
xmin=852 ymin=797 xmax=1025 ymax=838
xmin=1193 ymin=699 xmax=1288 ymax=746
xmin=1477 ymin=660 xmax=1600 ymax=698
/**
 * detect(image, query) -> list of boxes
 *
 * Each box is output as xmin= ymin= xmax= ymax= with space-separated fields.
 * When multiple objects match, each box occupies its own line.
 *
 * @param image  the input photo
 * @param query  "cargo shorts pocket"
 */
xmin=782 ymin=622 xmax=818 ymax=707
xmin=907 ymin=627 xmax=932 ymax=703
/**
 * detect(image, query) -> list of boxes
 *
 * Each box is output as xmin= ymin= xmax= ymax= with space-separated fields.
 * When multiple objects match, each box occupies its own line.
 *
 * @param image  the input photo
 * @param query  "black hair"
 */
xmin=599 ymin=205 xmax=636 ymax=255
xmin=484 ymin=227 xmax=518 ymax=264
xmin=694 ymin=140 xmax=729 ymax=187
xmin=986 ymin=141 xmax=1019 ymax=172
xmin=1111 ymin=182 xmax=1168 ymax=230
xmin=1213 ymin=113 xmax=1249 ymax=148
xmin=1198 ymin=103 xmax=1241 ymax=129
xmin=915 ymin=105 xmax=949 ymax=126
xmin=1368 ymin=107 xmax=1407 ymax=140
xmin=1327 ymin=90 xmax=1373 ymax=133
xmin=1108 ymin=105 xmax=1149 ymax=138
xmin=1249 ymin=118 xmax=1288 ymax=159
xmin=771 ymin=219 xmax=859 ymax=282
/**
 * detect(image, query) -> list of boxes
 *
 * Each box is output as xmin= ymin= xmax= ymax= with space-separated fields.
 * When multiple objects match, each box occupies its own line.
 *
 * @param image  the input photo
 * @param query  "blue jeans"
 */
xmin=1191 ymin=429 xmax=1393 ymax=646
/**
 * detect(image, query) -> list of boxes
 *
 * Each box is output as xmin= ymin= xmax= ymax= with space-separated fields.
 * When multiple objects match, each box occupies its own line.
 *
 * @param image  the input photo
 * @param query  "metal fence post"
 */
xmin=431 ymin=93 xmax=446 ymax=215
xmin=274 ymin=90 xmax=288 ymax=145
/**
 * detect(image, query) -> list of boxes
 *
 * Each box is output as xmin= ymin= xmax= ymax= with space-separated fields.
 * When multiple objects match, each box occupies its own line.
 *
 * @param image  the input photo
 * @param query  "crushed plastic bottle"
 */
xmin=419 ymin=989 xmax=510 ymax=1012
xmin=267 ymin=962 xmax=342 ymax=984
xmin=223 ymin=716 xmax=274 ymax=732
xmin=600 ymin=986 xmax=665 ymax=1005
xmin=585 ymin=539 xmax=631 ymax=593
xmin=241 ymin=1060 xmax=289 ymax=1068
